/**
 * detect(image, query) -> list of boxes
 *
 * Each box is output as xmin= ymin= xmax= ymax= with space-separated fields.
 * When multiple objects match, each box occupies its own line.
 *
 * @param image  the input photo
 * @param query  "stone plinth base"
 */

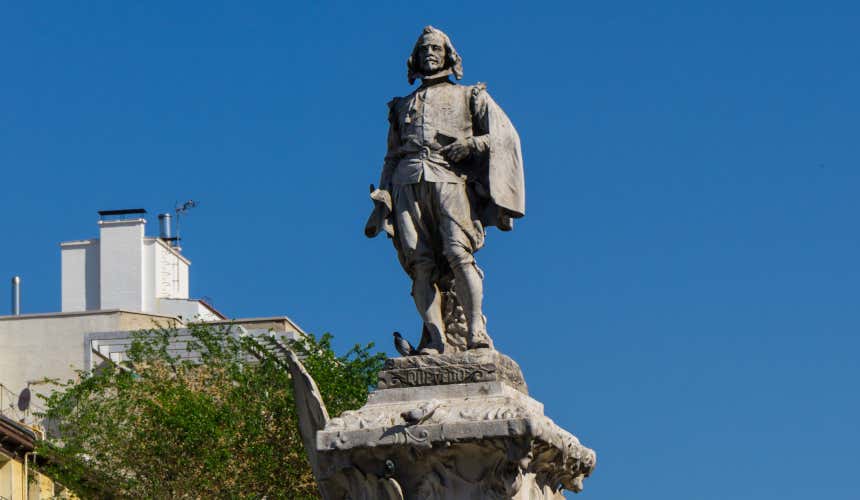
xmin=377 ymin=349 xmax=528 ymax=394
xmin=314 ymin=353 xmax=596 ymax=499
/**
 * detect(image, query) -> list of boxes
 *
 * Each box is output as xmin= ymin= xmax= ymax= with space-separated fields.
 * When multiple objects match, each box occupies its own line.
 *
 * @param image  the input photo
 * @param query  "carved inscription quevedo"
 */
xmin=378 ymin=364 xmax=496 ymax=389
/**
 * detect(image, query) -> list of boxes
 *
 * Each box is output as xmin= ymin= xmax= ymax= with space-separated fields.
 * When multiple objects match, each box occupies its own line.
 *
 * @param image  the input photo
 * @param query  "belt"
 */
xmin=400 ymin=145 xmax=446 ymax=162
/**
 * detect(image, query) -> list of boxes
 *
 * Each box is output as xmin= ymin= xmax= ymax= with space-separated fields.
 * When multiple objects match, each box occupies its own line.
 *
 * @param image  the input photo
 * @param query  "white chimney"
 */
xmin=61 ymin=209 xmax=193 ymax=315
xmin=98 ymin=218 xmax=146 ymax=311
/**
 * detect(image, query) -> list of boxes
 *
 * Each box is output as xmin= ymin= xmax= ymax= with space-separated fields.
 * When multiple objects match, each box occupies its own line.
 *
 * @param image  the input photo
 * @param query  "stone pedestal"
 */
xmin=313 ymin=350 xmax=596 ymax=499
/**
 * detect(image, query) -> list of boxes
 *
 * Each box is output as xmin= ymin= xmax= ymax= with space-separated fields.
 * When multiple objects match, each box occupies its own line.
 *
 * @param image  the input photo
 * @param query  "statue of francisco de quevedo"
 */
xmin=366 ymin=26 xmax=525 ymax=355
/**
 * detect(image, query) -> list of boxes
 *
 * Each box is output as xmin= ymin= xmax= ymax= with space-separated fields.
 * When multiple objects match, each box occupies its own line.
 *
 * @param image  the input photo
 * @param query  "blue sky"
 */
xmin=2 ymin=2 xmax=859 ymax=498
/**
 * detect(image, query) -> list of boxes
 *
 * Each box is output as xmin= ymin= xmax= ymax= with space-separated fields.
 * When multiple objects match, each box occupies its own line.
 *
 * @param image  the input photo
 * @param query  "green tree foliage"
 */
xmin=36 ymin=323 xmax=385 ymax=499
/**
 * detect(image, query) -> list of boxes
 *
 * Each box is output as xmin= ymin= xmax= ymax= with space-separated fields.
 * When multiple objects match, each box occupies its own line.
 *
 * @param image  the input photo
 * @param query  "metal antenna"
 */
xmin=173 ymin=200 xmax=199 ymax=250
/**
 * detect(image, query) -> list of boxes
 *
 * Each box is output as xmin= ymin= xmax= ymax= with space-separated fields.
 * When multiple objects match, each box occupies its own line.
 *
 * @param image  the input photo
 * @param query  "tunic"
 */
xmin=380 ymin=79 xmax=489 ymax=277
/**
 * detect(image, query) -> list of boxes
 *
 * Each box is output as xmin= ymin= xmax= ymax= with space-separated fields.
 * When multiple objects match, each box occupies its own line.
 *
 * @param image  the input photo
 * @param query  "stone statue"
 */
xmin=366 ymin=25 xmax=525 ymax=355
xmin=292 ymin=27 xmax=594 ymax=498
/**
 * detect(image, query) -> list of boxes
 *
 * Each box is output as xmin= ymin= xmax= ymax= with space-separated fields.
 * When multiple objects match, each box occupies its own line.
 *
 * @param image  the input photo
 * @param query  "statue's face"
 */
xmin=417 ymin=33 xmax=446 ymax=75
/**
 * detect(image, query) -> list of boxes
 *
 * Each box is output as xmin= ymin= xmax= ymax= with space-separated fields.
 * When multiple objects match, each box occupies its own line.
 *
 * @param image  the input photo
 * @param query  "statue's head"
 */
xmin=407 ymin=26 xmax=463 ymax=85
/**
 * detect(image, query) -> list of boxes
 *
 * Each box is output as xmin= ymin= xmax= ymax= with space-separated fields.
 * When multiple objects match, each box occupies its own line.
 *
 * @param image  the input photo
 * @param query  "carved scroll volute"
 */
xmin=285 ymin=351 xmax=330 ymax=486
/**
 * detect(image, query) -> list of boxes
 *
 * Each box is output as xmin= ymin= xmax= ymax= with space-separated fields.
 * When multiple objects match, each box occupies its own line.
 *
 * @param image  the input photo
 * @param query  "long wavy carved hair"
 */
xmin=407 ymin=26 xmax=463 ymax=85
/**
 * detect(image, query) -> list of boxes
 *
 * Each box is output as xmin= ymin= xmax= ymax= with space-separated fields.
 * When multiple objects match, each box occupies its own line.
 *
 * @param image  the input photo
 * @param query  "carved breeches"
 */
xmin=392 ymin=181 xmax=484 ymax=279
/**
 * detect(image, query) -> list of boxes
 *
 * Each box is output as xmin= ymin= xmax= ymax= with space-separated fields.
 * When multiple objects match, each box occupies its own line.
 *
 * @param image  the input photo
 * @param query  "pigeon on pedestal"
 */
xmin=393 ymin=331 xmax=415 ymax=357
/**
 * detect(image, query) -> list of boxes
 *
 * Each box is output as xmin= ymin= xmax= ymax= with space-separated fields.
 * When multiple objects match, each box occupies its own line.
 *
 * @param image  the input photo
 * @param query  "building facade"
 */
xmin=0 ymin=209 xmax=305 ymax=421
xmin=1 ymin=414 xmax=75 ymax=499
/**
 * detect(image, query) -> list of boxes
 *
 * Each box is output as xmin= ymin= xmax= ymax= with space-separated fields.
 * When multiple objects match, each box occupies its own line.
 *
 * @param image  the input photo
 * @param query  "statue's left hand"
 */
xmin=441 ymin=139 xmax=472 ymax=163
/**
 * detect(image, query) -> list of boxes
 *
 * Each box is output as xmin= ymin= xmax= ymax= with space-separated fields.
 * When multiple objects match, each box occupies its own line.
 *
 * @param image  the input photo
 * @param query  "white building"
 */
xmin=0 ymin=209 xmax=304 ymax=405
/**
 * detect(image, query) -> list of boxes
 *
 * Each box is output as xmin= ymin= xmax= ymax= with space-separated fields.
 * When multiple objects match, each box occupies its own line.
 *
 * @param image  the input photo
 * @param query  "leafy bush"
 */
xmin=37 ymin=323 xmax=385 ymax=499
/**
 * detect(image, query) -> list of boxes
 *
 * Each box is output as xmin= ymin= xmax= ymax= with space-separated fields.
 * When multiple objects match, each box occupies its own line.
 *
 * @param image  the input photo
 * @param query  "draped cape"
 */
xmin=472 ymin=90 xmax=525 ymax=229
